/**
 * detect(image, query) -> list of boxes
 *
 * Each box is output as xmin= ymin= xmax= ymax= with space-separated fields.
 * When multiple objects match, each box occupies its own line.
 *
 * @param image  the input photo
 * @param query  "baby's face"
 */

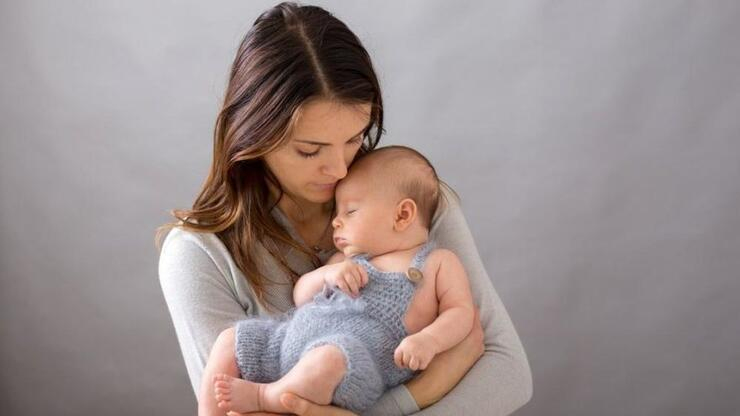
xmin=331 ymin=174 xmax=398 ymax=257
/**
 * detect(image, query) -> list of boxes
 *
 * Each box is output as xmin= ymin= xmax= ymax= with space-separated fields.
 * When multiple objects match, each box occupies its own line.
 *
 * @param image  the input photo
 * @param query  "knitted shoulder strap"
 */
xmin=409 ymin=241 xmax=435 ymax=270
xmin=350 ymin=252 xmax=372 ymax=267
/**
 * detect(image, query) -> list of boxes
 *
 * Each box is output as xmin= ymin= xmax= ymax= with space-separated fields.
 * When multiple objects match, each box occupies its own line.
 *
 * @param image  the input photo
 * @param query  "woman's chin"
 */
xmin=296 ymin=191 xmax=333 ymax=205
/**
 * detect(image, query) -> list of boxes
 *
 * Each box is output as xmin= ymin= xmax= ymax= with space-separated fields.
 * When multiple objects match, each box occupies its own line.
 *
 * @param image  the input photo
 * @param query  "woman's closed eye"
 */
xmin=297 ymin=148 xmax=320 ymax=158
xmin=295 ymin=135 xmax=363 ymax=159
xmin=296 ymin=143 xmax=321 ymax=158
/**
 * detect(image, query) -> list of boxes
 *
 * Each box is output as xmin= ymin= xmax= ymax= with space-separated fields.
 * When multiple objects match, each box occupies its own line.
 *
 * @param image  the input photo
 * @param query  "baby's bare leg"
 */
xmin=198 ymin=327 xmax=239 ymax=416
xmin=214 ymin=344 xmax=347 ymax=414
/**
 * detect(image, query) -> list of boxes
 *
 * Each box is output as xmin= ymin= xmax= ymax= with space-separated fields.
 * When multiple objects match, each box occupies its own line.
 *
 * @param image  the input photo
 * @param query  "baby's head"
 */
xmin=331 ymin=146 xmax=440 ymax=257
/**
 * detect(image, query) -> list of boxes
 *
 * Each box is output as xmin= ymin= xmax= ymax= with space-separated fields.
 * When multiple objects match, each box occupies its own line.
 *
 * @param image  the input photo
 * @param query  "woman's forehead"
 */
xmin=290 ymin=99 xmax=371 ymax=143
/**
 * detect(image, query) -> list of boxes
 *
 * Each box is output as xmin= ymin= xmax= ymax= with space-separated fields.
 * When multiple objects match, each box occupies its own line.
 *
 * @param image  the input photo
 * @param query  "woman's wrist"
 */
xmin=405 ymin=364 xmax=449 ymax=408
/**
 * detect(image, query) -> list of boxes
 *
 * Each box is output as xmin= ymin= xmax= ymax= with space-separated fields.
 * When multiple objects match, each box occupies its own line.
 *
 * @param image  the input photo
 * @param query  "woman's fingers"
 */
xmin=280 ymin=392 xmax=357 ymax=415
xmin=463 ymin=306 xmax=485 ymax=358
xmin=472 ymin=307 xmax=484 ymax=343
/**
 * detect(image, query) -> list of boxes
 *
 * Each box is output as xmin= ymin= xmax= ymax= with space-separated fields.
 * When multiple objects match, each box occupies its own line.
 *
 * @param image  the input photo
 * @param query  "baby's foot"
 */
xmin=213 ymin=373 xmax=264 ymax=413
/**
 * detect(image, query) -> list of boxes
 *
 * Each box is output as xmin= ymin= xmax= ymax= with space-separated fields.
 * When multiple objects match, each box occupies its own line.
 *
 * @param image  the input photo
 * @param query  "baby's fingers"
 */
xmin=352 ymin=269 xmax=366 ymax=295
xmin=393 ymin=347 xmax=404 ymax=368
xmin=344 ymin=273 xmax=359 ymax=297
xmin=401 ymin=350 xmax=412 ymax=368
xmin=336 ymin=279 xmax=350 ymax=296
xmin=408 ymin=356 xmax=419 ymax=371
xmin=357 ymin=266 xmax=368 ymax=287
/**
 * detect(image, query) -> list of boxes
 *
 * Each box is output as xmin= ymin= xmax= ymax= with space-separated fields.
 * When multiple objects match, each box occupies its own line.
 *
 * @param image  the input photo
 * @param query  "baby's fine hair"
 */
xmin=354 ymin=145 xmax=441 ymax=229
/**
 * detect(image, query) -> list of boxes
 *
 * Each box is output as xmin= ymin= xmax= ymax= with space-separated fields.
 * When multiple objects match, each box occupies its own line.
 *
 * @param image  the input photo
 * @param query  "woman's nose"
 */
xmin=322 ymin=149 xmax=348 ymax=179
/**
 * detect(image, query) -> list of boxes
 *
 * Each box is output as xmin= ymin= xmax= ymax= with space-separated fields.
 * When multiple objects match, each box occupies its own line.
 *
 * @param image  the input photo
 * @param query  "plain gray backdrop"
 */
xmin=1 ymin=1 xmax=738 ymax=415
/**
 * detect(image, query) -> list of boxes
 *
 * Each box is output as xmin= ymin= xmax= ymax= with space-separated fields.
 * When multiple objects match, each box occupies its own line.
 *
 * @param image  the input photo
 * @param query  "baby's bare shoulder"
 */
xmin=426 ymin=248 xmax=469 ymax=285
xmin=426 ymin=247 xmax=460 ymax=265
xmin=422 ymin=248 xmax=460 ymax=277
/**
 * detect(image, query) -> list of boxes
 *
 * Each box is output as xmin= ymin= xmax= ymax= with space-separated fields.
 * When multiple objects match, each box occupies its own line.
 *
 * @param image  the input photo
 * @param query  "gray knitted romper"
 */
xmin=234 ymin=242 xmax=434 ymax=413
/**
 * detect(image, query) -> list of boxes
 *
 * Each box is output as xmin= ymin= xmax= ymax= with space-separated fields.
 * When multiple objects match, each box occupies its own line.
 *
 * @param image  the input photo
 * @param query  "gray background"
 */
xmin=1 ymin=1 xmax=738 ymax=415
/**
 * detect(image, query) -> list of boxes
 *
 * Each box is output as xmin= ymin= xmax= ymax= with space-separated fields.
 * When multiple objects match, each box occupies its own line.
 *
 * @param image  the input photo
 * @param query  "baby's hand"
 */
xmin=394 ymin=332 xmax=440 ymax=371
xmin=324 ymin=260 xmax=368 ymax=298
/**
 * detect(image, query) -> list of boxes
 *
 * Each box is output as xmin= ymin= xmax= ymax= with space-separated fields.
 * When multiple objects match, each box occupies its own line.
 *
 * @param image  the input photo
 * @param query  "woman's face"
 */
xmin=264 ymin=99 xmax=372 ymax=206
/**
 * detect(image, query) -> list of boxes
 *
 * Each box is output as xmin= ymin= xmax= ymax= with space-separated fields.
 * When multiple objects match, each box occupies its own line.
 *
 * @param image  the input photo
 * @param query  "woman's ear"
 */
xmin=394 ymin=198 xmax=417 ymax=231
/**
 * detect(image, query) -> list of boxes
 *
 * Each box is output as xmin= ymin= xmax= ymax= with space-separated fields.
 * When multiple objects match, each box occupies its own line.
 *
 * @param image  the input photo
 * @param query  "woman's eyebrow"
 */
xmin=294 ymin=127 xmax=366 ymax=146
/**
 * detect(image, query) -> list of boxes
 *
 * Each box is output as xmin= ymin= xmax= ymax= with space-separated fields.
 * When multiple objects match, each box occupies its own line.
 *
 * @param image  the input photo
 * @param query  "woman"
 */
xmin=158 ymin=3 xmax=532 ymax=415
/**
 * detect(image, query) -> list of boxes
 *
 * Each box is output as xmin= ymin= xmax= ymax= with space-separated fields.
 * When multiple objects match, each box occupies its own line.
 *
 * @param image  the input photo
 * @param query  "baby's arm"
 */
xmin=395 ymin=249 xmax=475 ymax=370
xmin=292 ymin=252 xmax=348 ymax=307
xmin=293 ymin=251 xmax=367 ymax=306
xmin=294 ymin=252 xmax=371 ymax=306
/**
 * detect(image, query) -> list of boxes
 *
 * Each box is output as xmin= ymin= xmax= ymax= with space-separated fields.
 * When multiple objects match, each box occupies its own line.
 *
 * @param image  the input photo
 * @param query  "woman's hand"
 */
xmin=280 ymin=392 xmax=356 ymax=415
xmin=225 ymin=392 xmax=356 ymax=416
xmin=405 ymin=306 xmax=485 ymax=409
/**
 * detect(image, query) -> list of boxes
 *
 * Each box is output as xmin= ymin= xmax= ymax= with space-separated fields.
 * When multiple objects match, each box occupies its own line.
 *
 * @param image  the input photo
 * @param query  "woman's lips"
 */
xmin=313 ymin=182 xmax=337 ymax=191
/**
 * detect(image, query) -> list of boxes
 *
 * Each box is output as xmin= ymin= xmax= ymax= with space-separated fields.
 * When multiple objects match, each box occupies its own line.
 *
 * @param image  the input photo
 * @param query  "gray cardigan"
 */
xmin=158 ymin=186 xmax=532 ymax=415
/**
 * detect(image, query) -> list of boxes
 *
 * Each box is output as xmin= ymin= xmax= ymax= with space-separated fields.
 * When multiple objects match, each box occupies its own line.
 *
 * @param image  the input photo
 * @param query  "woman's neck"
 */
xmin=277 ymin=196 xmax=333 ymax=226
xmin=277 ymin=195 xmax=336 ymax=251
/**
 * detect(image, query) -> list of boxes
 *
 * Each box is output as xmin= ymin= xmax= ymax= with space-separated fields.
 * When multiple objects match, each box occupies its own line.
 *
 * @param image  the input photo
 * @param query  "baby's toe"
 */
xmin=214 ymin=380 xmax=231 ymax=390
xmin=213 ymin=373 xmax=231 ymax=383
xmin=215 ymin=385 xmax=231 ymax=399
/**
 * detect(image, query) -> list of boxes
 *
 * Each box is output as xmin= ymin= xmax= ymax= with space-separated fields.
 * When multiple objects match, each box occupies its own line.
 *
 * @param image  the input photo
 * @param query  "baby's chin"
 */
xmin=341 ymin=245 xmax=367 ymax=258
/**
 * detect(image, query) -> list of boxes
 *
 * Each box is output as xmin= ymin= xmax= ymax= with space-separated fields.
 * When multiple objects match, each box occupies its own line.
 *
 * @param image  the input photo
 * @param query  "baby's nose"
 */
xmin=331 ymin=216 xmax=341 ymax=229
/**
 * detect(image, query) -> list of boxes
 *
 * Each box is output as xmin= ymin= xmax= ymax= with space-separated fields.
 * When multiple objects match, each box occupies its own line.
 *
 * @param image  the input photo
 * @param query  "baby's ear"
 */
xmin=394 ymin=198 xmax=417 ymax=231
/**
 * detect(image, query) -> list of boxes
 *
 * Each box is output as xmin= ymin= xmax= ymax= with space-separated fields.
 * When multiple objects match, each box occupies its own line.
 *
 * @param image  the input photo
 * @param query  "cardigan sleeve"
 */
xmin=158 ymin=228 xmax=253 ymax=396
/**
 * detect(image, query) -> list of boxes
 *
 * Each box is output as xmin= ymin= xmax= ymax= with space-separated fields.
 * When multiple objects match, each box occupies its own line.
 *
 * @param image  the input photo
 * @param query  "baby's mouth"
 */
xmin=333 ymin=236 xmax=348 ymax=248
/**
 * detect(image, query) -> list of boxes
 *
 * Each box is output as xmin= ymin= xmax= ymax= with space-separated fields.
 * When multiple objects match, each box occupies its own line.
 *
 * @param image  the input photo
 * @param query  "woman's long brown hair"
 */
xmin=156 ymin=2 xmax=383 ymax=310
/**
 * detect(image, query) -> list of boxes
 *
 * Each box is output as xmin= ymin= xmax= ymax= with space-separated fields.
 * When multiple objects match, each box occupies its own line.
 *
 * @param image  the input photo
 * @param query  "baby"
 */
xmin=199 ymin=146 xmax=475 ymax=415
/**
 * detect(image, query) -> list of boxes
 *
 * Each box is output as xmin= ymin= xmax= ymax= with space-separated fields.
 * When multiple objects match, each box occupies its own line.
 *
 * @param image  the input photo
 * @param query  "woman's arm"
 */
xmin=410 ymin=187 xmax=533 ymax=415
xmin=158 ymin=228 xmax=251 ymax=396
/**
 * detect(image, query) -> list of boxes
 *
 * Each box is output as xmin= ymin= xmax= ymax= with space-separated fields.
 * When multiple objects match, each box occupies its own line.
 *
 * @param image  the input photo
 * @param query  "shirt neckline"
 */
xmin=270 ymin=205 xmax=338 ymax=260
